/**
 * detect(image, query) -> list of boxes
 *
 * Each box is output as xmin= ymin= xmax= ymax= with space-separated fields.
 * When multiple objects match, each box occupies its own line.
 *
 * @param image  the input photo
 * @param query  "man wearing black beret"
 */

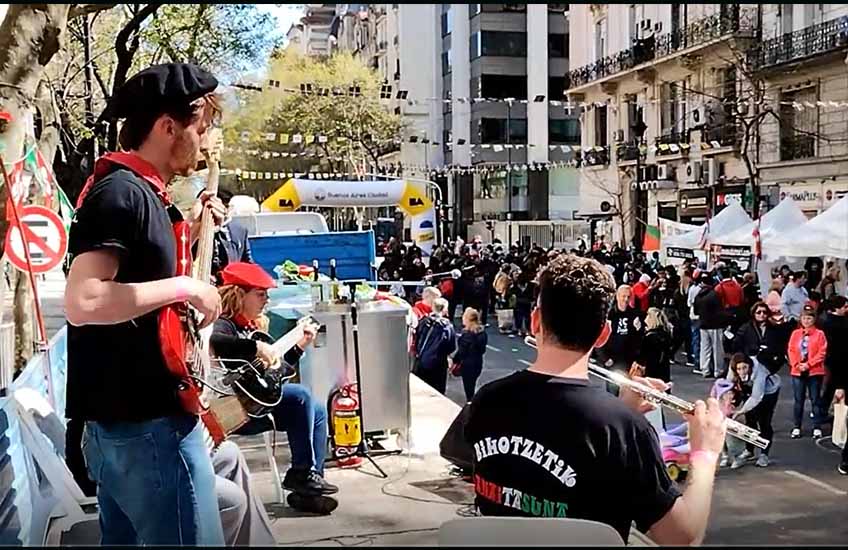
xmin=64 ymin=63 xmax=228 ymax=545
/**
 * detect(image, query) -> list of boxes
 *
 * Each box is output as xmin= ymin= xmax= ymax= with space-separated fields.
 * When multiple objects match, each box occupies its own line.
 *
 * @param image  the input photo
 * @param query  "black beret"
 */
xmin=108 ymin=63 xmax=218 ymax=119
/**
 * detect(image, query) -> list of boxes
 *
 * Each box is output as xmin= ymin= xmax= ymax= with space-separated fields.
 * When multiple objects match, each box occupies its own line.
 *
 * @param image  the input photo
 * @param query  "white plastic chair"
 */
xmin=11 ymin=388 xmax=98 ymax=545
xmin=439 ymin=517 xmax=625 ymax=547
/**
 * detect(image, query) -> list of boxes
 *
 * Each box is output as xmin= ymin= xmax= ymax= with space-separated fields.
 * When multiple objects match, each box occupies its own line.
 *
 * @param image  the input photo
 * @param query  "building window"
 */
xmin=480 ymin=74 xmax=527 ymax=100
xmin=594 ymin=105 xmax=608 ymax=147
xmin=628 ymin=4 xmax=637 ymax=45
xmin=478 ymin=171 xmax=527 ymax=200
xmin=594 ymin=18 xmax=607 ymax=61
xmin=471 ymin=31 xmax=527 ymax=58
xmin=480 ymin=118 xmax=528 ymax=144
xmin=548 ymin=33 xmax=568 ymax=58
xmin=481 ymin=4 xmax=527 ymax=13
xmin=441 ymin=7 xmax=452 ymax=36
xmin=780 ymin=87 xmax=817 ymax=161
xmin=549 ymin=119 xmax=581 ymax=144
xmin=548 ymin=76 xmax=567 ymax=99
xmin=660 ymin=82 xmax=686 ymax=139
xmin=441 ymin=50 xmax=452 ymax=75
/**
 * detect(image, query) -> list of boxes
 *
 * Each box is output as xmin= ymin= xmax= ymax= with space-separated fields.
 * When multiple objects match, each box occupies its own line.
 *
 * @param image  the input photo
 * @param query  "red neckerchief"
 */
xmin=233 ymin=313 xmax=258 ymax=332
xmin=76 ymin=152 xmax=170 ymax=208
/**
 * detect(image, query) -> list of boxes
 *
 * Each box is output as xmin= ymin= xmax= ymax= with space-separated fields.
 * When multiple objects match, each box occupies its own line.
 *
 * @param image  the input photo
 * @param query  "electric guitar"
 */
xmin=222 ymin=316 xmax=321 ymax=418
xmin=158 ymin=129 xmax=238 ymax=449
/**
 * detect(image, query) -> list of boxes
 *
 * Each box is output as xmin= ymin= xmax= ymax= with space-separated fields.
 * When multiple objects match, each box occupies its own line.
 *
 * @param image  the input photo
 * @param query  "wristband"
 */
xmin=174 ymin=277 xmax=192 ymax=302
xmin=690 ymin=450 xmax=719 ymax=467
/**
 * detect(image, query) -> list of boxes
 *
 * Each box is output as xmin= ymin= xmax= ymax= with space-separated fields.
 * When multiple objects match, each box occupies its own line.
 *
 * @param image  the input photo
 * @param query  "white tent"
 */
xmin=765 ymin=195 xmax=848 ymax=260
xmin=663 ymin=203 xmax=753 ymax=250
xmin=713 ymin=197 xmax=808 ymax=248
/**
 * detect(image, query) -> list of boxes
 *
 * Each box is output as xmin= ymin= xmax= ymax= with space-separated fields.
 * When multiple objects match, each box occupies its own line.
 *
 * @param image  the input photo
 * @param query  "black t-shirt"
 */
xmin=465 ymin=370 xmax=681 ymax=542
xmin=66 ymin=168 xmax=183 ymax=422
xmin=602 ymin=306 xmax=644 ymax=365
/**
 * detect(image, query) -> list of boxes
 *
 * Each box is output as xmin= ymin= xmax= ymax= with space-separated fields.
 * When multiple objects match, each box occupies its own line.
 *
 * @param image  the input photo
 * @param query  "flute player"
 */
xmin=465 ymin=254 xmax=727 ymax=545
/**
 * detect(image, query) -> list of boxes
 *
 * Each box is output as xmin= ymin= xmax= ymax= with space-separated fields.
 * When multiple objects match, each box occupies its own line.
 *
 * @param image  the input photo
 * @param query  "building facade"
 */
xmin=440 ymin=3 xmax=581 ymax=238
xmin=751 ymin=4 xmax=848 ymax=218
xmin=567 ymin=4 xmax=848 ymax=247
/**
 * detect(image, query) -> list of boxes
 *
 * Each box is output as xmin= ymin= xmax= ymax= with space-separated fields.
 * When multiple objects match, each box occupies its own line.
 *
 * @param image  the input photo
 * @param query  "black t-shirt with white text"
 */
xmin=465 ymin=370 xmax=681 ymax=542
xmin=66 ymin=168 xmax=183 ymax=422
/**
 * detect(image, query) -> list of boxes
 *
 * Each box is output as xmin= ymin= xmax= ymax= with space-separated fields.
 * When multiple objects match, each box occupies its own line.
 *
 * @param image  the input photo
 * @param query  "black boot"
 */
xmin=283 ymin=468 xmax=339 ymax=496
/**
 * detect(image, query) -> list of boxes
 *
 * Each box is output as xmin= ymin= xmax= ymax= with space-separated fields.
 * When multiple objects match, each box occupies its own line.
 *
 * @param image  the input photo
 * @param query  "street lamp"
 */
xmin=504 ymin=97 xmax=515 ymax=220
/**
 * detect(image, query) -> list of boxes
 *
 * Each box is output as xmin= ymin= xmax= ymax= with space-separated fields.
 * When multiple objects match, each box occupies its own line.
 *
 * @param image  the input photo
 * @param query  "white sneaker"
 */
xmin=737 ymin=449 xmax=754 ymax=462
xmin=813 ymin=428 xmax=823 ymax=439
xmin=719 ymin=453 xmax=729 ymax=468
xmin=730 ymin=457 xmax=746 ymax=470
xmin=790 ymin=428 xmax=801 ymax=439
xmin=756 ymin=454 xmax=770 ymax=468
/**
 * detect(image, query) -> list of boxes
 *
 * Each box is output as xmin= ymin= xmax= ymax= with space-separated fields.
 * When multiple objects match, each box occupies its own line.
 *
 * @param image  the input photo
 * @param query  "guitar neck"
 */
xmin=270 ymin=324 xmax=306 ymax=358
xmin=192 ymin=160 xmax=219 ymax=283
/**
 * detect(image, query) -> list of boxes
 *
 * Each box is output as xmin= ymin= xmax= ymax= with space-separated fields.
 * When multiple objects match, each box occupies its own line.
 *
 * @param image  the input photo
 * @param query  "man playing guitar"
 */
xmin=64 ymin=63 xmax=227 ymax=545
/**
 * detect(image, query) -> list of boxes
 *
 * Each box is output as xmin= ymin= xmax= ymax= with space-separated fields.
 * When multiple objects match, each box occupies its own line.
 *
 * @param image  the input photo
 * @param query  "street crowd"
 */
xmin=376 ymin=234 xmax=848 ymax=475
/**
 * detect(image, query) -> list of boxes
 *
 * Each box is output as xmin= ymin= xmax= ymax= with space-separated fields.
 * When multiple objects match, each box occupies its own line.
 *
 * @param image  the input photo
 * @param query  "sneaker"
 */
xmin=813 ymin=428 xmax=823 ymax=439
xmin=811 ymin=411 xmax=815 ymax=419
xmin=790 ymin=428 xmax=801 ymax=439
xmin=692 ymin=368 xmax=706 ymax=375
xmin=737 ymin=449 xmax=754 ymax=462
xmin=756 ymin=454 xmax=770 ymax=468
xmin=686 ymin=361 xmax=696 ymax=368
xmin=719 ymin=453 xmax=729 ymax=468
xmin=838 ymin=463 xmax=848 ymax=475
xmin=283 ymin=469 xmax=339 ymax=496
xmin=730 ymin=457 xmax=746 ymax=470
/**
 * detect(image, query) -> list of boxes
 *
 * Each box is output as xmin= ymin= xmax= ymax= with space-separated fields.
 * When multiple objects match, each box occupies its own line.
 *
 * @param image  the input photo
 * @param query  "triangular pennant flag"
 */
xmin=279 ymin=133 xmax=290 ymax=144
xmin=56 ymin=183 xmax=75 ymax=233
xmin=292 ymin=134 xmax=303 ymax=144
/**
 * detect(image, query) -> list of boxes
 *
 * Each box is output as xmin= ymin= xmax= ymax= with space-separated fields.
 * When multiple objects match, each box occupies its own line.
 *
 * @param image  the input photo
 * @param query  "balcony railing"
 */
xmin=615 ymin=141 xmax=641 ymax=162
xmin=704 ymin=123 xmax=738 ymax=148
xmin=568 ymin=8 xmax=757 ymax=89
xmin=750 ymin=16 xmax=848 ymax=70
xmin=582 ymin=145 xmax=610 ymax=167
xmin=654 ymin=131 xmax=689 ymax=156
xmin=780 ymin=134 xmax=815 ymax=162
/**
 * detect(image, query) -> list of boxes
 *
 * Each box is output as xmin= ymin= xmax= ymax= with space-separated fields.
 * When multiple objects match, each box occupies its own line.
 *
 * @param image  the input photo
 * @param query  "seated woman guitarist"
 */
xmin=210 ymin=262 xmax=339 ymax=499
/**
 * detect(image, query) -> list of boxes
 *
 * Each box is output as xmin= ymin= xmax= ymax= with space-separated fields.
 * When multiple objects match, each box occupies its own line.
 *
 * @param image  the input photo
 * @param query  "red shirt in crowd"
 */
xmin=630 ymin=282 xmax=651 ymax=313
xmin=715 ymin=278 xmax=744 ymax=308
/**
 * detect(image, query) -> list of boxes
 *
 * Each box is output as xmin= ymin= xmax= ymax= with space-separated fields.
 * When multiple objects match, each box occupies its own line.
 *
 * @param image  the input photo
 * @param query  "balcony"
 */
xmin=615 ymin=141 xmax=641 ymax=162
xmin=780 ymin=134 xmax=815 ymax=162
xmin=750 ymin=16 xmax=848 ymax=70
xmin=654 ymin=131 xmax=689 ymax=157
xmin=567 ymin=8 xmax=756 ymax=90
xmin=703 ymin=123 xmax=738 ymax=148
xmin=582 ymin=145 xmax=610 ymax=167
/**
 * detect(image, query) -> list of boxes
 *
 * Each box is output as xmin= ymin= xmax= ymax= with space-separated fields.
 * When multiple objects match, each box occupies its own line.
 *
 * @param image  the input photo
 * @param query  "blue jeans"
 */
xmin=82 ymin=415 xmax=224 ymax=546
xmin=690 ymin=320 xmax=701 ymax=368
xmin=236 ymin=383 xmax=328 ymax=474
xmin=792 ymin=374 xmax=824 ymax=430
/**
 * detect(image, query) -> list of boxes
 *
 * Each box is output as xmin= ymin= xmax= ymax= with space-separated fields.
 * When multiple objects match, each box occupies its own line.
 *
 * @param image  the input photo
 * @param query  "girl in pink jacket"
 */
xmin=787 ymin=305 xmax=828 ymax=439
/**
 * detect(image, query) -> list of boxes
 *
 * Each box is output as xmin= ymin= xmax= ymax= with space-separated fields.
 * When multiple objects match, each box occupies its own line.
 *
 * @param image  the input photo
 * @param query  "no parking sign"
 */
xmin=4 ymin=205 xmax=68 ymax=273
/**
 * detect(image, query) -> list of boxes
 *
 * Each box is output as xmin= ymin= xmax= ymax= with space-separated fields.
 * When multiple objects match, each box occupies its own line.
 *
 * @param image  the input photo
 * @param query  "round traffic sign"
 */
xmin=4 ymin=205 xmax=68 ymax=274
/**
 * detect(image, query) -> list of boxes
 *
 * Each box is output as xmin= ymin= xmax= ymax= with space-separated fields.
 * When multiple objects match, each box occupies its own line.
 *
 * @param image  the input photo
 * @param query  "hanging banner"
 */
xmin=658 ymin=217 xmax=699 ymax=241
xmin=261 ymin=178 xmax=436 ymax=251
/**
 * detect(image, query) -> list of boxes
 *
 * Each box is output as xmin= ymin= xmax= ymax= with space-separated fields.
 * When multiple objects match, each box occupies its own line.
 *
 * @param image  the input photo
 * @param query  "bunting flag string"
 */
xmin=256 ymin=79 xmax=848 ymax=112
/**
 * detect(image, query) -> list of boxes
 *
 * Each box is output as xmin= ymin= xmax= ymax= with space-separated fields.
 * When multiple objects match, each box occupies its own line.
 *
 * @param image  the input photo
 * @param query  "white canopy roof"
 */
xmin=664 ymin=203 xmax=752 ymax=249
xmin=765 ymin=195 xmax=848 ymax=259
xmin=713 ymin=197 xmax=808 ymax=248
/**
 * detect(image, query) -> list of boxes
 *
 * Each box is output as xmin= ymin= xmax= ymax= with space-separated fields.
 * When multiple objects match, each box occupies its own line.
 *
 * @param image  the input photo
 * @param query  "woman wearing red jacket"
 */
xmin=787 ymin=305 xmax=828 ymax=439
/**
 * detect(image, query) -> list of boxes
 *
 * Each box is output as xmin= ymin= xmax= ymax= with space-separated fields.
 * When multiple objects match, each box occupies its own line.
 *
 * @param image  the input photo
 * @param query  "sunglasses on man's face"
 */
xmin=755 ymin=310 xmax=768 ymax=316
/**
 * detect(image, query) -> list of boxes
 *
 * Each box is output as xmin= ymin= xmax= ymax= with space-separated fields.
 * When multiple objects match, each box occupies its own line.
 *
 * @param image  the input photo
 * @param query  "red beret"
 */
xmin=220 ymin=262 xmax=276 ymax=290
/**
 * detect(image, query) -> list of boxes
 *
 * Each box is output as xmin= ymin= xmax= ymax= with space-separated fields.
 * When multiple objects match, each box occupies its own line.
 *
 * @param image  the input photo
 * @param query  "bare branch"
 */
xmin=69 ymin=4 xmax=118 ymax=20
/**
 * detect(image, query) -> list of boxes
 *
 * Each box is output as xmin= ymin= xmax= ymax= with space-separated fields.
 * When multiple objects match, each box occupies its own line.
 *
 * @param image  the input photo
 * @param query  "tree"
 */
xmin=223 ymin=50 xmax=404 ymax=198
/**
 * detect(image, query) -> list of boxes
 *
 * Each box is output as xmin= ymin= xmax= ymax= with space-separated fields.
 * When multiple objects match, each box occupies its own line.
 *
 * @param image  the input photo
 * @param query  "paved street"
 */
xmin=444 ymin=326 xmax=848 ymax=546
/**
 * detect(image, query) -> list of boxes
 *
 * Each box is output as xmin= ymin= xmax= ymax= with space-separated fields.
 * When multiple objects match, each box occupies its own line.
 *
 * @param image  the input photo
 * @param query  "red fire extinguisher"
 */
xmin=329 ymin=384 xmax=363 ymax=468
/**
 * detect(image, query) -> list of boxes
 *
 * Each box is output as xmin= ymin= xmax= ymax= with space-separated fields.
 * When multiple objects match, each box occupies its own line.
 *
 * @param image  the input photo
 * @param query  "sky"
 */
xmin=256 ymin=3 xmax=305 ymax=44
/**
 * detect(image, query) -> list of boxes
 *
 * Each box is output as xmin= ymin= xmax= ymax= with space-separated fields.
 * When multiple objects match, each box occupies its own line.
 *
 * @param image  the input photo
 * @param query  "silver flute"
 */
xmin=523 ymin=336 xmax=770 ymax=450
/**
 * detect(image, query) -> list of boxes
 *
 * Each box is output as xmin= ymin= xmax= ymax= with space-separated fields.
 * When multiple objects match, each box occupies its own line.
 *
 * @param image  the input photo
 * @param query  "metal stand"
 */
xmin=341 ymin=282 xmax=401 ymax=478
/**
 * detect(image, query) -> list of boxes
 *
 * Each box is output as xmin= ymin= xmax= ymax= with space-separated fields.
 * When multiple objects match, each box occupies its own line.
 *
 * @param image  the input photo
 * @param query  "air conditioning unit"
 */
xmin=690 ymin=105 xmax=706 ymax=128
xmin=613 ymin=129 xmax=625 ymax=142
xmin=640 ymin=19 xmax=652 ymax=31
xmin=705 ymin=158 xmax=718 ymax=186
xmin=685 ymin=161 xmax=702 ymax=183
xmin=657 ymin=163 xmax=671 ymax=180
